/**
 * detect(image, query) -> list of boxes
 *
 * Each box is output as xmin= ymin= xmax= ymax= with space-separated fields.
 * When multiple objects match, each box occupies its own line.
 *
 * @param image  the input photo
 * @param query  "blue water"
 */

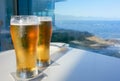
xmin=56 ymin=20 xmax=120 ymax=39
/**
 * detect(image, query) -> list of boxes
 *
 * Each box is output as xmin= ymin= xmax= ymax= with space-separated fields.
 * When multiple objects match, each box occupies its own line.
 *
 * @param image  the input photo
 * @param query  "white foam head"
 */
xmin=10 ymin=15 xmax=39 ymax=25
xmin=38 ymin=16 xmax=52 ymax=22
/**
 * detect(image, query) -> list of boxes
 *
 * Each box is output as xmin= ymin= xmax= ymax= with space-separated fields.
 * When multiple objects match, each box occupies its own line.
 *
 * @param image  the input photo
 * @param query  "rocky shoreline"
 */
xmin=51 ymin=29 xmax=114 ymax=49
xmin=52 ymin=29 xmax=120 ymax=58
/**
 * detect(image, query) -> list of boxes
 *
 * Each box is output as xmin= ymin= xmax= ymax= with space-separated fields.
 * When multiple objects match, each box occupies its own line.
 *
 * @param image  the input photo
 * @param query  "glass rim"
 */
xmin=38 ymin=16 xmax=52 ymax=21
xmin=11 ymin=15 xmax=38 ymax=18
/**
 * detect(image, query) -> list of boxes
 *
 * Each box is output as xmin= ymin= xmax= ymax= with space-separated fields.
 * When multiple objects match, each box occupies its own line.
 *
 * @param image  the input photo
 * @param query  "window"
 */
xmin=54 ymin=0 xmax=120 ymax=58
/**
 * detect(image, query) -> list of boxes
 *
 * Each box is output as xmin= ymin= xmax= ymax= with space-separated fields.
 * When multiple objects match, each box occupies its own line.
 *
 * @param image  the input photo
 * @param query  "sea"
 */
xmin=56 ymin=20 xmax=120 ymax=39
xmin=56 ymin=20 xmax=120 ymax=58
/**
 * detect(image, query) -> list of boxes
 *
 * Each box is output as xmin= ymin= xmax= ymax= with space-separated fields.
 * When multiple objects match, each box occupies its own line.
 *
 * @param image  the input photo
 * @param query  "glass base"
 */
xmin=37 ymin=60 xmax=50 ymax=71
xmin=37 ymin=60 xmax=50 ymax=67
xmin=10 ymin=72 xmax=47 ymax=81
xmin=16 ymin=69 xmax=38 ymax=79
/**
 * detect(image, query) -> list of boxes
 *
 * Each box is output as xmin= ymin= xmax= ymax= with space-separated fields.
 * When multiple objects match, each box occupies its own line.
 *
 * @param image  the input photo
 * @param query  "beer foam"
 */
xmin=10 ymin=16 xmax=39 ymax=25
xmin=38 ymin=17 xmax=52 ymax=21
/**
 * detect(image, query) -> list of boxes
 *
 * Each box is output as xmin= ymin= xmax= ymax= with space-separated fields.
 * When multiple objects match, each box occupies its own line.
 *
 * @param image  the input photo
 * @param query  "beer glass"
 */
xmin=10 ymin=16 xmax=39 ymax=79
xmin=37 ymin=17 xmax=52 ymax=69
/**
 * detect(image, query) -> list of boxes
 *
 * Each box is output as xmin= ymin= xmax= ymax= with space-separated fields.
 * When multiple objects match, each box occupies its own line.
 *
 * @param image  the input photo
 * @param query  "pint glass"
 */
xmin=37 ymin=17 xmax=52 ymax=68
xmin=10 ymin=16 xmax=39 ymax=79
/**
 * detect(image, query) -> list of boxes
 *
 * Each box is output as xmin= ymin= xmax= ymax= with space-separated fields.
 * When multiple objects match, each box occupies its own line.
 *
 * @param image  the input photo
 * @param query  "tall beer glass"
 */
xmin=10 ymin=16 xmax=39 ymax=79
xmin=37 ymin=17 xmax=52 ymax=69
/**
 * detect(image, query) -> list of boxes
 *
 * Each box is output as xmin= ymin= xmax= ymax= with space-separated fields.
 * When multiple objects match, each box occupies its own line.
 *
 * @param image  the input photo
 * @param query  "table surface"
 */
xmin=0 ymin=43 xmax=120 ymax=81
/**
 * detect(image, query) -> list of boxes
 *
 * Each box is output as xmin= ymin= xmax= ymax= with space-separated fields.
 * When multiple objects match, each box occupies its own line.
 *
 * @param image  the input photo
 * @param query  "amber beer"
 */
xmin=37 ymin=17 xmax=52 ymax=68
xmin=10 ymin=16 xmax=39 ymax=79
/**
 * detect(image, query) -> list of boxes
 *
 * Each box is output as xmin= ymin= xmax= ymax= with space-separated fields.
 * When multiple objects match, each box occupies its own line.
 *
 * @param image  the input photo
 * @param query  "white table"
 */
xmin=0 ymin=43 xmax=120 ymax=81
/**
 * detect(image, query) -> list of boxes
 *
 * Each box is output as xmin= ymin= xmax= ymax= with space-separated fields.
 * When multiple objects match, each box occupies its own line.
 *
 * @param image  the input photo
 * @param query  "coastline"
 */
xmin=52 ymin=29 xmax=120 ymax=58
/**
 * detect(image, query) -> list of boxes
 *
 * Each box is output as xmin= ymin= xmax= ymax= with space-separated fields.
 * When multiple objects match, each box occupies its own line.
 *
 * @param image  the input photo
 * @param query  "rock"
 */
xmin=52 ymin=29 xmax=112 ymax=50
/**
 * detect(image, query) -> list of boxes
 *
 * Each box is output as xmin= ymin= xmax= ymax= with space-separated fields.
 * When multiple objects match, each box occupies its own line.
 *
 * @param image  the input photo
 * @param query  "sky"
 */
xmin=55 ymin=0 xmax=120 ymax=18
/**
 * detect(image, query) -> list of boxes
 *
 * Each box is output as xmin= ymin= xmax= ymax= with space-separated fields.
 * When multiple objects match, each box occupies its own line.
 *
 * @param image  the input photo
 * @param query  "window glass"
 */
xmin=54 ymin=0 xmax=120 ymax=58
xmin=0 ymin=0 xmax=14 ymax=51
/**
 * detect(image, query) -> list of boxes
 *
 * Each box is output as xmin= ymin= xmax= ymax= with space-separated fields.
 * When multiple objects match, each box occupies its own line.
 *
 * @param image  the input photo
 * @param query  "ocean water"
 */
xmin=56 ymin=20 xmax=120 ymax=39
